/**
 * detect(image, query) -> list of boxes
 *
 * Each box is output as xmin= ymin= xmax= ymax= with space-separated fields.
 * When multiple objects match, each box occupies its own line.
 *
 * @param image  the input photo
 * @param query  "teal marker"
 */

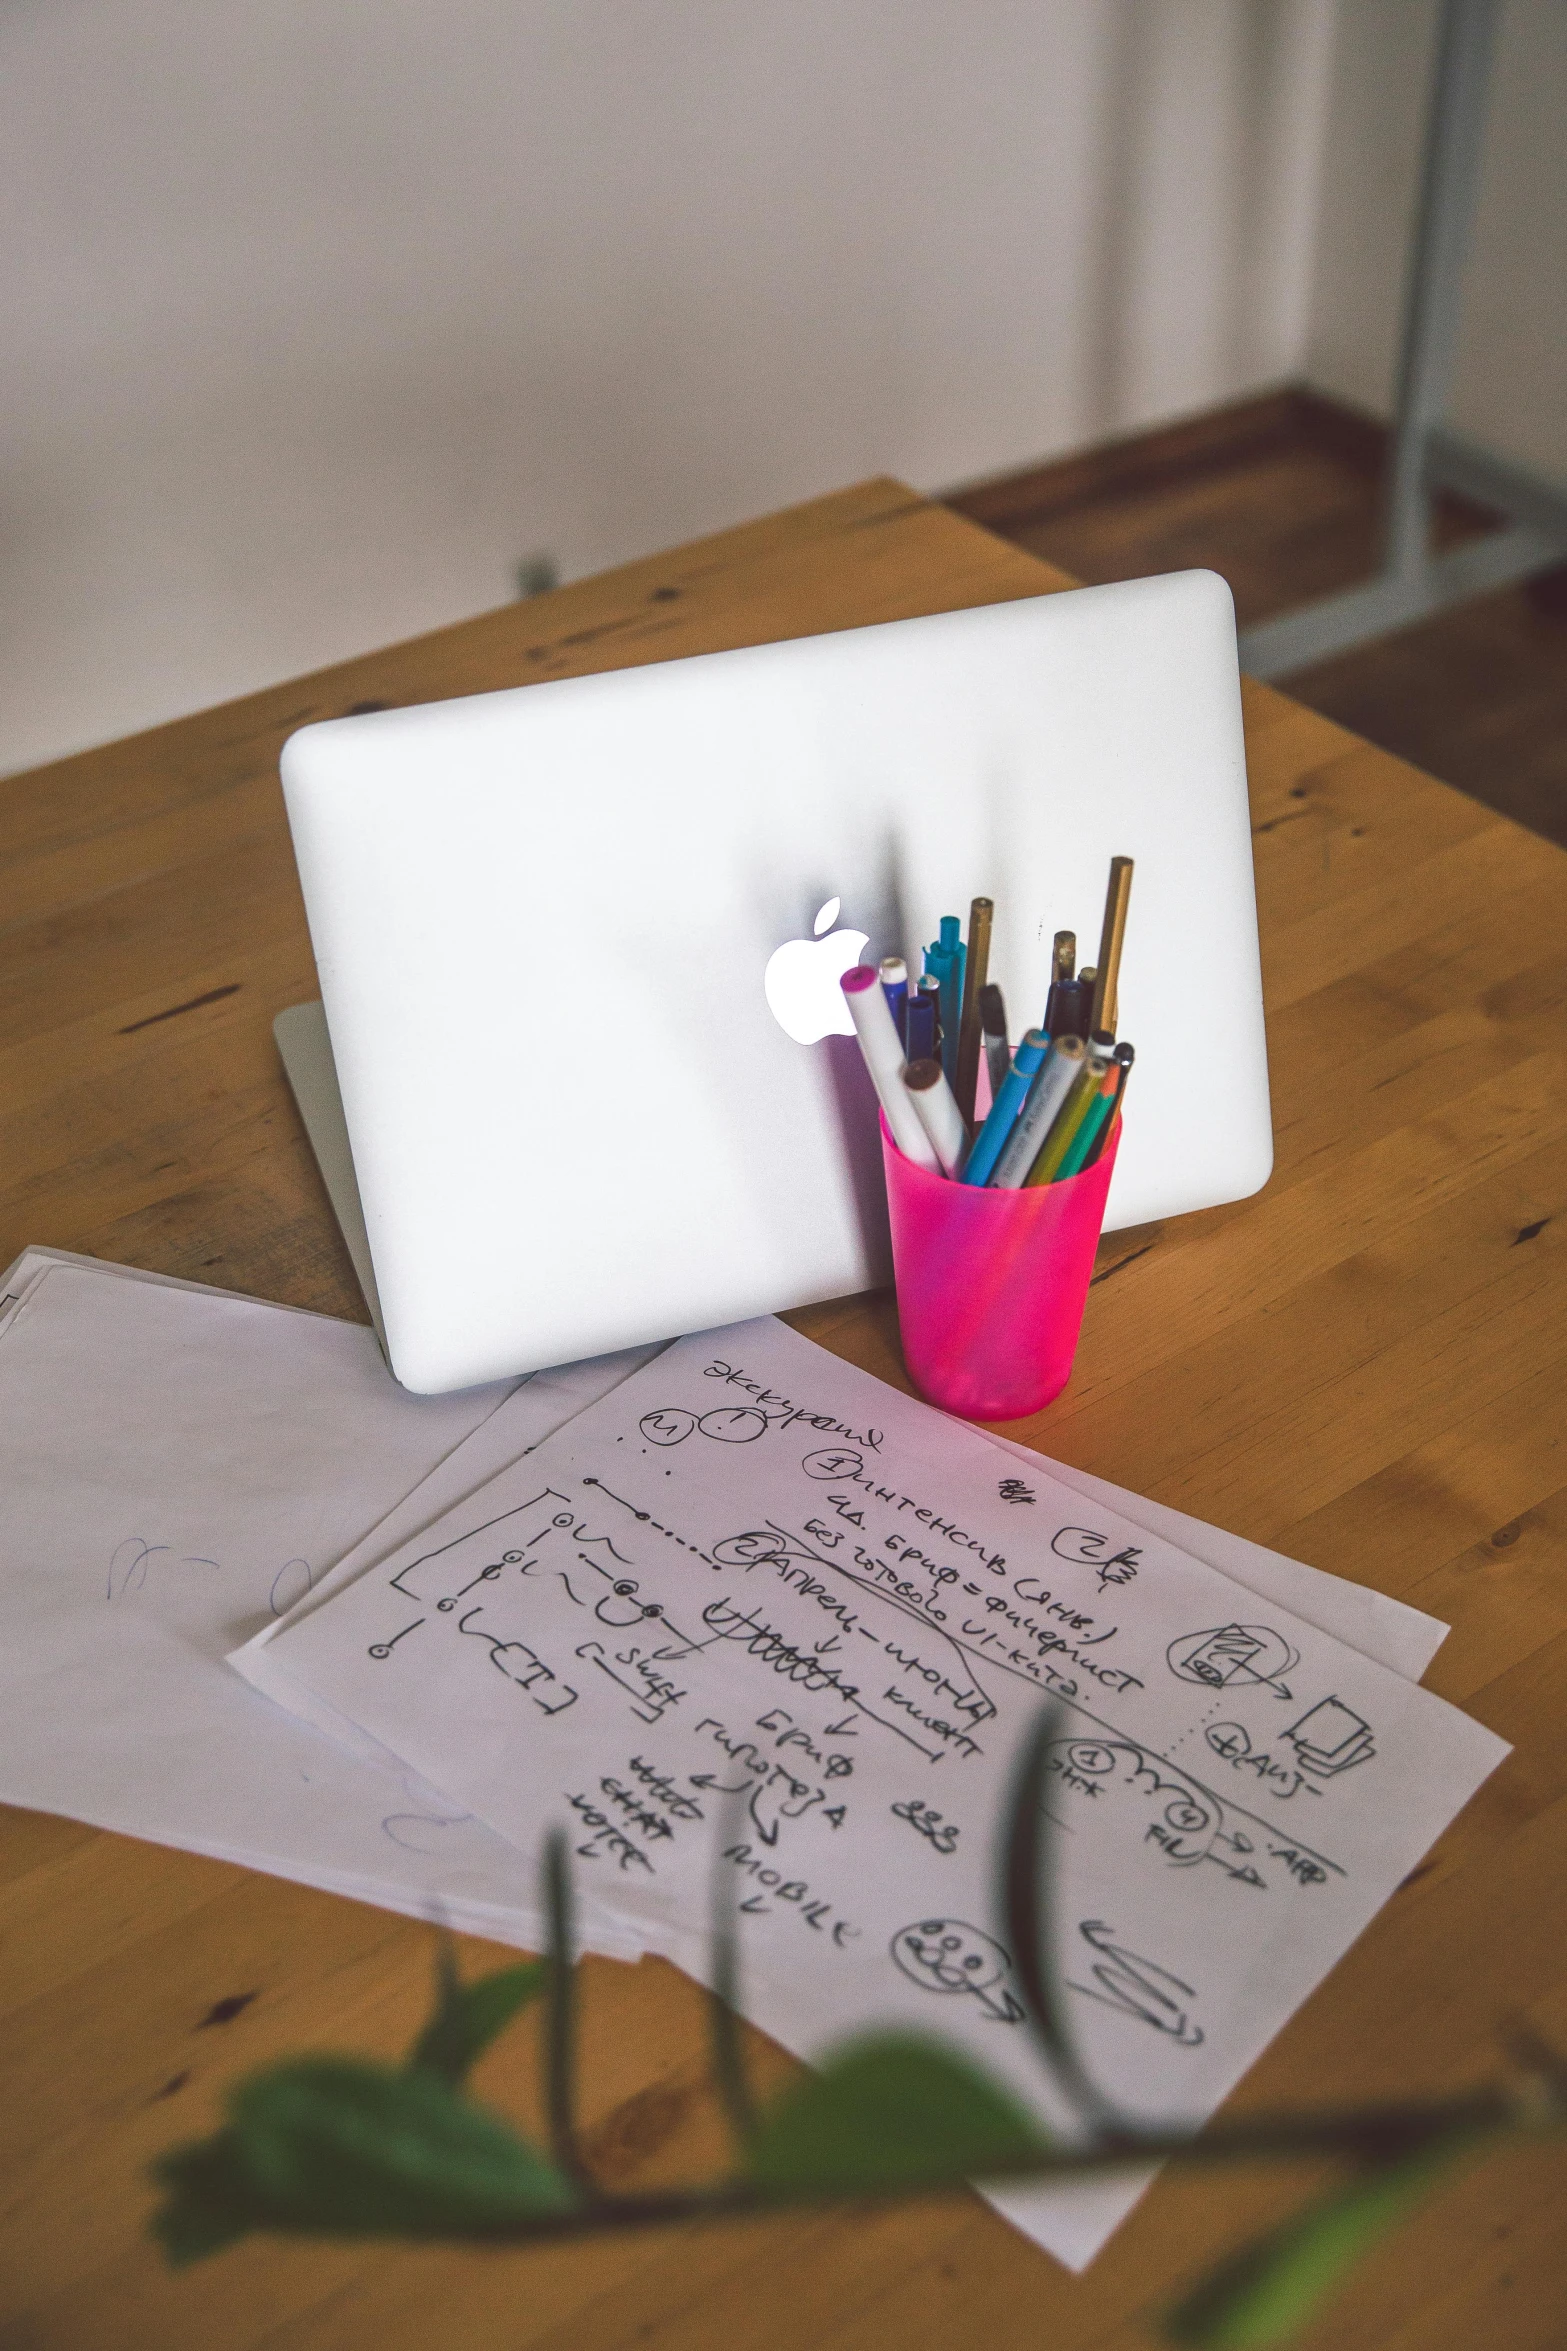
xmin=1055 ymin=1067 xmax=1117 ymax=1179
xmin=923 ymin=915 xmax=966 ymax=1089
xmin=962 ymin=1028 xmax=1048 ymax=1185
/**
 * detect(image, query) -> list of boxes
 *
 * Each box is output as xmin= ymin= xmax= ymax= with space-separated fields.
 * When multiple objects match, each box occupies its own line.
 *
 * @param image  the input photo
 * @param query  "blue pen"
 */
xmin=962 ymin=1028 xmax=1049 ymax=1185
xmin=878 ymin=956 xmax=909 ymax=1046
xmin=905 ymin=985 xmax=937 ymax=1063
xmin=924 ymin=917 xmax=966 ymax=1089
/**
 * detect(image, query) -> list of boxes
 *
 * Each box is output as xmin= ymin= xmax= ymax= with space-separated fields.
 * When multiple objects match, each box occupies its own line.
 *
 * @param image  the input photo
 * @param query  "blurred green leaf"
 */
xmin=151 ymin=2057 xmax=576 ymax=2264
xmin=405 ymin=1942 xmax=546 ymax=2086
xmin=1164 ymin=2135 xmax=1475 ymax=2347
xmin=150 ymin=2129 xmax=268 ymax=2266
xmin=233 ymin=2058 xmax=575 ymax=2233
xmin=748 ymin=2032 xmax=1047 ymax=2195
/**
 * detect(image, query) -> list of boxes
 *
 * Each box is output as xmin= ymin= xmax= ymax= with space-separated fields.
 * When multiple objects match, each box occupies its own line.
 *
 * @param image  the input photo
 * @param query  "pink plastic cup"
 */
xmin=880 ymin=1111 xmax=1121 ymax=1421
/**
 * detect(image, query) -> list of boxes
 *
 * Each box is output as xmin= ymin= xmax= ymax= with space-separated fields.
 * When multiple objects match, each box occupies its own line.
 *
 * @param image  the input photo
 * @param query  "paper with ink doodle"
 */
xmin=0 ymin=1252 xmax=645 ymax=1955
xmin=269 ymin=1315 xmax=1509 ymax=2267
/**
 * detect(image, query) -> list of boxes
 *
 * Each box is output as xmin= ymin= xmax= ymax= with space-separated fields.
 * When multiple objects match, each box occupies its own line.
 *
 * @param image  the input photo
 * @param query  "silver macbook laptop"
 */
xmin=278 ymin=571 xmax=1271 ymax=1393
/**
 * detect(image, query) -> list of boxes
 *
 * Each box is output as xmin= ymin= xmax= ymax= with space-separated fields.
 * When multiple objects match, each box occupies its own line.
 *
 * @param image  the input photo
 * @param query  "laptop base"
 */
xmin=274 ymin=1002 xmax=388 ymax=1355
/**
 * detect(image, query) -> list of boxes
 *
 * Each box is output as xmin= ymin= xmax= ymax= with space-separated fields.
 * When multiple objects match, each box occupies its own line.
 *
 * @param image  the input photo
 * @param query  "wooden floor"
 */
xmin=946 ymin=389 xmax=1567 ymax=851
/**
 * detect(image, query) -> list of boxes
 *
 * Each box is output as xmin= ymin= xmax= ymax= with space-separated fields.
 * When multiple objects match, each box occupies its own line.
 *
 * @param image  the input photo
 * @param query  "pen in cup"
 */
xmin=841 ymin=965 xmax=941 ymax=1172
xmin=953 ymin=896 xmax=992 ymax=1128
xmin=903 ymin=1057 xmax=969 ymax=1177
xmin=878 ymin=955 xmax=909 ymax=1045
xmin=963 ymin=1029 xmax=1049 ymax=1186
xmin=991 ymin=1033 xmax=1085 ymax=1188
xmin=979 ymin=983 xmax=1010 ymax=1109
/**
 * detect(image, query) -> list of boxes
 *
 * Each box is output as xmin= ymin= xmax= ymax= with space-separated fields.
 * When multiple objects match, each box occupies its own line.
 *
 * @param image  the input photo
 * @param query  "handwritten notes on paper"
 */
xmin=267 ymin=1315 xmax=1508 ymax=2266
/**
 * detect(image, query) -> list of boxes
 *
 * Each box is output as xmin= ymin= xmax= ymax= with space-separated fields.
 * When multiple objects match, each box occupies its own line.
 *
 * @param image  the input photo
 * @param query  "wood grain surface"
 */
xmin=1 ymin=479 xmax=1562 ymax=2350
xmin=945 ymin=386 xmax=1567 ymax=852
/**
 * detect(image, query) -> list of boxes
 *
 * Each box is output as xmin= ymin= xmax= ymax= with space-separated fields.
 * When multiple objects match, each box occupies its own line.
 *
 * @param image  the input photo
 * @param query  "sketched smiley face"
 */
xmin=891 ymin=1918 xmax=1010 ymax=1999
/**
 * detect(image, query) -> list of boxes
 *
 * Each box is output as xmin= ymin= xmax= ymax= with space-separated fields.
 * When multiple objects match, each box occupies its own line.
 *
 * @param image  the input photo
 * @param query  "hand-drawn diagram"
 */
xmin=380 ymin=1806 xmax=476 ymax=1855
xmin=106 ymin=1537 xmax=226 ymax=1604
xmin=1167 ymin=1623 xmax=1298 ymax=1699
xmin=637 ymin=1406 xmax=769 ymax=1446
xmin=1204 ymin=1719 xmax=1323 ymax=1801
xmin=890 ymin=1919 xmax=1025 ymax=2021
xmin=701 ymin=1520 xmax=999 ymax=1762
xmin=801 ymin=1447 xmax=866 ymax=1482
xmin=639 ymin=1408 xmax=697 ymax=1446
xmin=1052 ymin=1525 xmax=1142 ymax=1591
xmin=1069 ymin=1919 xmax=1204 ymax=2044
xmin=365 ymin=1489 xmax=705 ymax=1719
xmin=369 ymin=1618 xmax=422 ymax=1659
xmin=574 ymin=1637 xmax=686 ymax=1725
xmin=269 ymin=1558 xmax=313 ymax=1617
xmin=457 ymin=1611 xmax=579 ymax=1714
xmin=106 ymin=1537 xmax=170 ymax=1599
xmin=380 ymin=1777 xmax=489 ymax=1860
xmin=1283 ymin=1697 xmax=1375 ymax=1778
xmin=891 ymin=1797 xmax=960 ymax=1855
xmin=710 ymin=1527 xmax=811 ymax=1572
xmin=689 ymin=1741 xmax=846 ymax=1844
xmin=1043 ymin=1733 xmax=1339 ymax=1890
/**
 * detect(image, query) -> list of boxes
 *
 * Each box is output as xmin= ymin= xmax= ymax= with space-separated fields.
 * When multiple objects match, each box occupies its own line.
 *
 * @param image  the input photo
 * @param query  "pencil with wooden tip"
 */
xmin=1023 ymin=1049 xmax=1111 ymax=1185
xmin=1088 ymin=856 xmax=1133 ymax=1039
xmin=953 ymin=896 xmax=992 ymax=1128
xmin=903 ymin=1057 xmax=969 ymax=1177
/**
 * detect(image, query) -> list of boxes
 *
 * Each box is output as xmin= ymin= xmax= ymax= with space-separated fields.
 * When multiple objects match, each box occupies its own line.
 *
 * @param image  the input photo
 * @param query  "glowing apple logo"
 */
xmin=763 ymin=897 xmax=871 ymax=1045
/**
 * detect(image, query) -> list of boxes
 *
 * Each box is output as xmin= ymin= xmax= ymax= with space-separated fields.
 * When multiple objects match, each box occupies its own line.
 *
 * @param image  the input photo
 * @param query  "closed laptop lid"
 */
xmin=281 ymin=571 xmax=1271 ymax=1392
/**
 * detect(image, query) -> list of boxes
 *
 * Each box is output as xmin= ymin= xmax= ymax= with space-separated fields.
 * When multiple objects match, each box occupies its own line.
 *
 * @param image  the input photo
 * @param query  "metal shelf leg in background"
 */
xmin=1240 ymin=0 xmax=1567 ymax=680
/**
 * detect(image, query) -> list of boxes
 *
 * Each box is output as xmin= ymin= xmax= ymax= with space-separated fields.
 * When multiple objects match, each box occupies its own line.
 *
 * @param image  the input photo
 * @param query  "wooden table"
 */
xmin=2 ymin=481 xmax=1563 ymax=2350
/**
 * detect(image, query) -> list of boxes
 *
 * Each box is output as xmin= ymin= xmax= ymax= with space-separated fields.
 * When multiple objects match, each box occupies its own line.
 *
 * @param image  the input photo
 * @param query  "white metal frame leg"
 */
xmin=1239 ymin=0 xmax=1567 ymax=681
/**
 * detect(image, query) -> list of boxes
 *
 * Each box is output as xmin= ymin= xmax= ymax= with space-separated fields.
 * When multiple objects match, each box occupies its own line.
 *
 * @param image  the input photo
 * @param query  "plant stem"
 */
xmin=543 ymin=1830 xmax=592 ymax=2194
xmin=383 ymin=2081 xmax=1558 ymax=2252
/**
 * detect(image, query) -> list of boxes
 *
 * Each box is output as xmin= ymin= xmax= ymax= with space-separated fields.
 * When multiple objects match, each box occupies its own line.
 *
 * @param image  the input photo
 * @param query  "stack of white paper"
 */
xmin=253 ymin=1314 xmax=1505 ymax=2270
xmin=0 ymin=1250 xmax=656 ymax=1954
xmin=0 ymin=1252 xmax=1495 ymax=2269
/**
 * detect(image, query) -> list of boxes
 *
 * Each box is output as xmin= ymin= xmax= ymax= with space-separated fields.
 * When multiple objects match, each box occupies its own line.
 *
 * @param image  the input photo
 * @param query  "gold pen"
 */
xmin=954 ymin=896 xmax=993 ymax=1128
xmin=1088 ymin=857 xmax=1133 ymax=1039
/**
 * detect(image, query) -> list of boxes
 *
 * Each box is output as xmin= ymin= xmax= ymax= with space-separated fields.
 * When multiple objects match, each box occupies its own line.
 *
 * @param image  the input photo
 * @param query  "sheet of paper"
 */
xmin=232 ymin=1343 xmax=667 ymax=1841
xmin=268 ymin=1315 xmax=1506 ymax=2269
xmin=242 ymin=1329 xmax=1446 ymax=1978
xmin=0 ymin=1253 xmax=643 ymax=1953
xmin=245 ymin=1321 xmax=1445 ymax=1698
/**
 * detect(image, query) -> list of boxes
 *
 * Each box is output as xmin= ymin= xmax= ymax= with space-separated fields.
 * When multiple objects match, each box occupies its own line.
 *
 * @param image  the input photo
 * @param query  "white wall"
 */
xmin=1304 ymin=0 xmax=1567 ymax=482
xmin=1 ymin=0 xmax=1335 ymax=774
